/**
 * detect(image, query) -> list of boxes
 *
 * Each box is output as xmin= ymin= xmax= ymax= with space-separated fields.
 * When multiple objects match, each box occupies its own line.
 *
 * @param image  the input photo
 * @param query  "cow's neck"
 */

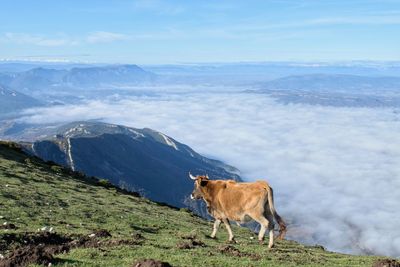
xmin=202 ymin=181 xmax=220 ymax=208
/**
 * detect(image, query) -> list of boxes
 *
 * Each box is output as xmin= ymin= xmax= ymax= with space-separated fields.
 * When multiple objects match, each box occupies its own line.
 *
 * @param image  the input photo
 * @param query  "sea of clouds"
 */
xmin=17 ymin=91 xmax=400 ymax=257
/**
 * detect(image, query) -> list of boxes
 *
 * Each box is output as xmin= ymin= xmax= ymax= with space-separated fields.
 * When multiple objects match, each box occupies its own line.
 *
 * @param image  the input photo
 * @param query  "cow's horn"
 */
xmin=205 ymin=174 xmax=209 ymax=179
xmin=189 ymin=172 xmax=197 ymax=180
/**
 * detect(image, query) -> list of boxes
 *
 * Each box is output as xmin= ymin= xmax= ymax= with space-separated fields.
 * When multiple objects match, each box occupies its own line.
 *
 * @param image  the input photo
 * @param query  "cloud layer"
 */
xmin=17 ymin=91 xmax=400 ymax=257
xmin=1 ymin=31 xmax=130 ymax=47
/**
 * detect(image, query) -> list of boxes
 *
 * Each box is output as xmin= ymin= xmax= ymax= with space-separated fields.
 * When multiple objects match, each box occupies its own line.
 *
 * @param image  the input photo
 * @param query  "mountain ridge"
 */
xmin=0 ymin=64 xmax=156 ymax=92
xmin=23 ymin=121 xmax=241 ymax=208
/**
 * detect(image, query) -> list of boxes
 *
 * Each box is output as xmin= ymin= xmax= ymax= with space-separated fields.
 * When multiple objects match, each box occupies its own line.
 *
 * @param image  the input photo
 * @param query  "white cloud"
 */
xmin=17 ymin=91 xmax=400 ymax=257
xmin=1 ymin=31 xmax=131 ymax=47
xmin=305 ymin=15 xmax=400 ymax=26
xmin=229 ymin=14 xmax=400 ymax=33
xmin=2 ymin=33 xmax=78 ymax=47
xmin=86 ymin=31 xmax=130 ymax=44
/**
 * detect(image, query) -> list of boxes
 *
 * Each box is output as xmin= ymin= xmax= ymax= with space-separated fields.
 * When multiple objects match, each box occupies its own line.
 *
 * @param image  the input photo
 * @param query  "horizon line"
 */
xmin=1 ymin=58 xmax=400 ymax=66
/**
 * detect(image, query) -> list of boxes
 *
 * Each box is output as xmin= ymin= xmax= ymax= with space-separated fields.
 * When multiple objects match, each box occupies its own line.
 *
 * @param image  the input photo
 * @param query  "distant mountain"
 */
xmin=63 ymin=65 xmax=156 ymax=86
xmin=144 ymin=62 xmax=400 ymax=84
xmin=0 ymin=61 xmax=105 ymax=72
xmin=23 ymin=121 xmax=241 ymax=207
xmin=7 ymin=68 xmax=67 ymax=91
xmin=260 ymin=74 xmax=400 ymax=92
xmin=0 ymin=84 xmax=43 ymax=115
xmin=0 ymin=64 xmax=156 ymax=92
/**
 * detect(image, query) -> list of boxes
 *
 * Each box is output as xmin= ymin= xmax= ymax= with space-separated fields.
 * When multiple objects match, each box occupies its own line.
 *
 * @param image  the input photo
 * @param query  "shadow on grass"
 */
xmin=54 ymin=258 xmax=85 ymax=265
xmin=131 ymin=225 xmax=159 ymax=234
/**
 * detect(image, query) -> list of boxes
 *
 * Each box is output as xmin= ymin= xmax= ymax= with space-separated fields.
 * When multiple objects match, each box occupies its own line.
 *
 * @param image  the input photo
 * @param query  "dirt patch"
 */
xmin=372 ymin=259 xmax=400 ymax=267
xmin=177 ymin=239 xmax=205 ymax=249
xmin=0 ymin=244 xmax=69 ymax=267
xmin=217 ymin=245 xmax=244 ymax=257
xmin=217 ymin=245 xmax=261 ymax=260
xmin=132 ymin=259 xmax=173 ymax=267
xmin=68 ymin=234 xmax=142 ymax=249
xmin=176 ymin=233 xmax=205 ymax=249
xmin=0 ymin=223 xmax=17 ymax=230
xmin=0 ymin=231 xmax=72 ymax=252
xmin=91 ymin=229 xmax=112 ymax=238
xmin=131 ymin=232 xmax=144 ymax=240
xmin=0 ymin=230 xmax=142 ymax=267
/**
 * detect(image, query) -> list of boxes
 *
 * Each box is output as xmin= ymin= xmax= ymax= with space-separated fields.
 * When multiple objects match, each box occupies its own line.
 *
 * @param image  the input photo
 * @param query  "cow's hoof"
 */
xmin=227 ymin=239 xmax=237 ymax=244
xmin=208 ymin=235 xmax=216 ymax=239
xmin=258 ymin=240 xmax=264 ymax=245
xmin=268 ymin=244 xmax=274 ymax=249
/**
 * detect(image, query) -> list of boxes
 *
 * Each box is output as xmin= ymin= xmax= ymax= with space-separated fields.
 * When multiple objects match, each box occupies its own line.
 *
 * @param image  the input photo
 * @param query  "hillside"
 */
xmin=0 ymin=85 xmax=43 ymax=116
xmin=23 ymin=121 xmax=241 ymax=208
xmin=0 ymin=141 xmax=394 ymax=267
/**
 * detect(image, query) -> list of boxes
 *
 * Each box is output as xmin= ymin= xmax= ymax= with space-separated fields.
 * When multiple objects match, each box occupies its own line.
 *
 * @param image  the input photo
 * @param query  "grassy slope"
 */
xmin=0 ymin=142 xmax=385 ymax=267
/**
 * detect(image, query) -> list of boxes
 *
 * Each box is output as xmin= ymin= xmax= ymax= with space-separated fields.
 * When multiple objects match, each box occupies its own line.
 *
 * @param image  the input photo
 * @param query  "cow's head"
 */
xmin=189 ymin=172 xmax=209 ymax=200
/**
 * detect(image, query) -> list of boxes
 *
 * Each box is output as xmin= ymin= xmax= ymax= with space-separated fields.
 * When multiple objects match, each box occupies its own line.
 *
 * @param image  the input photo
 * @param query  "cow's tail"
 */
xmin=266 ymin=186 xmax=287 ymax=240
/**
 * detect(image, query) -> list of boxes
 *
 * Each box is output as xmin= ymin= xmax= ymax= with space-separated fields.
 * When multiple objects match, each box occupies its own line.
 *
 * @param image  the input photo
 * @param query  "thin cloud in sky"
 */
xmin=1 ymin=1 xmax=399 ymax=61
xmin=1 ymin=33 xmax=78 ymax=47
xmin=3 ymin=11 xmax=397 ymax=49
xmin=1 ymin=31 xmax=132 ymax=46
xmin=86 ymin=31 xmax=130 ymax=44
xmin=231 ymin=13 xmax=400 ymax=33
xmin=304 ymin=15 xmax=400 ymax=26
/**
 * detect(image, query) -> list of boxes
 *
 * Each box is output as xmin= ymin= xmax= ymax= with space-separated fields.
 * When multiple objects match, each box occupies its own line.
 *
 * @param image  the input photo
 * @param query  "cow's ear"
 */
xmin=200 ymin=180 xmax=208 ymax=187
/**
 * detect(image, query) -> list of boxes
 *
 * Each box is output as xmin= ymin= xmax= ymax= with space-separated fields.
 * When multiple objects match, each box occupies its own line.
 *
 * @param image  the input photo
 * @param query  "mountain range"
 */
xmin=0 ymin=64 xmax=156 ymax=93
xmin=22 ymin=121 xmax=241 ymax=208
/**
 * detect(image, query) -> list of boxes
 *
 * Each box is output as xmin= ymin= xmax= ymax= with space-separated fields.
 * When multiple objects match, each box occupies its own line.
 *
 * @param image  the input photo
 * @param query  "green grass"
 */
xmin=0 ymin=141 xmax=390 ymax=266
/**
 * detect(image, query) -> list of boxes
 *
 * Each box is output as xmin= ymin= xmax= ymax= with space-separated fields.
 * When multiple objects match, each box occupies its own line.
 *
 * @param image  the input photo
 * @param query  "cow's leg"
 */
xmin=264 ymin=213 xmax=275 ymax=249
xmin=210 ymin=219 xmax=221 ymax=239
xmin=266 ymin=215 xmax=275 ymax=249
xmin=222 ymin=218 xmax=235 ymax=242
xmin=252 ymin=215 xmax=274 ymax=248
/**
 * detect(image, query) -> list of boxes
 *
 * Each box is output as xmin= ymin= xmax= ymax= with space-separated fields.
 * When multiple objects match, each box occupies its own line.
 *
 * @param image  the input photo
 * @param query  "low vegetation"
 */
xmin=0 ymin=141 xmax=396 ymax=266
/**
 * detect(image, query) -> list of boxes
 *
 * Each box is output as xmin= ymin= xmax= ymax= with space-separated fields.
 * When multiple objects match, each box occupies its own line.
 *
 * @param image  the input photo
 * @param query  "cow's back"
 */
xmin=213 ymin=180 xmax=269 ymax=220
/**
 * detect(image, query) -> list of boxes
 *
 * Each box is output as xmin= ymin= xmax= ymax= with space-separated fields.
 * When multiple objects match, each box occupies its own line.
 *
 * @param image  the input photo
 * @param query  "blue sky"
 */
xmin=0 ymin=0 xmax=399 ymax=63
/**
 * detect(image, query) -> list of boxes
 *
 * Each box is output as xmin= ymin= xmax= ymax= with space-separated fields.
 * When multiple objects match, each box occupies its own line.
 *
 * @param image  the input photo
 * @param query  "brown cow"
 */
xmin=189 ymin=173 xmax=286 ymax=248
